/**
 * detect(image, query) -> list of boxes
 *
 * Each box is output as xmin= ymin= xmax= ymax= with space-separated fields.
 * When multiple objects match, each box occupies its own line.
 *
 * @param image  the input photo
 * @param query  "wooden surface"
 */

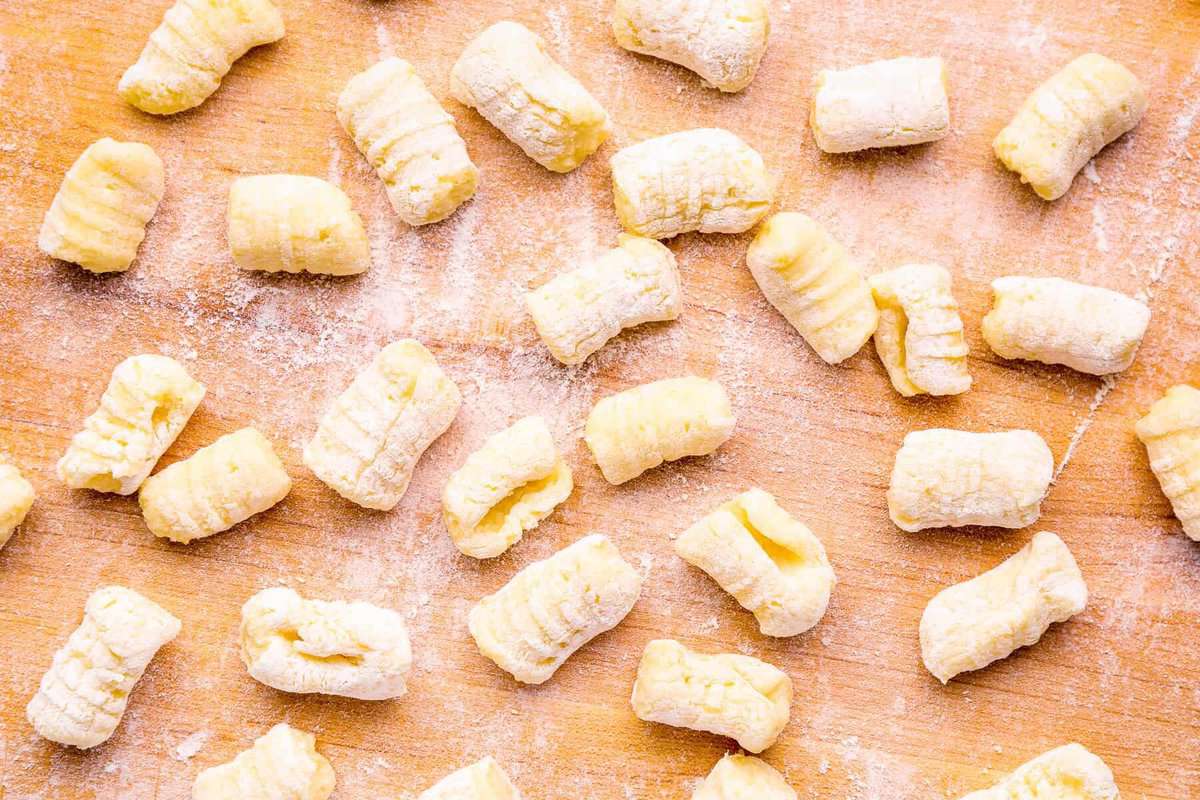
xmin=1 ymin=0 xmax=1199 ymax=797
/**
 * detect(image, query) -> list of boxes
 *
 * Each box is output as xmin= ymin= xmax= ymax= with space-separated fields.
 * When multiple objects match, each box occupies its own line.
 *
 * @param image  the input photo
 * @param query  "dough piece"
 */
xmin=227 ymin=175 xmax=370 ymax=275
xmin=869 ymin=263 xmax=971 ymax=397
xmin=525 ymin=234 xmax=682 ymax=365
xmin=468 ymin=533 xmax=642 ymax=684
xmin=57 ymin=354 xmax=205 ymax=495
xmin=1135 ymin=384 xmax=1200 ymax=541
xmin=630 ymin=639 xmax=791 ymax=753
xmin=693 ymin=754 xmax=797 ymax=800
xmin=442 ymin=416 xmax=573 ymax=559
xmin=418 ymin=757 xmax=523 ymax=800
xmin=957 ymin=743 xmax=1118 ymax=800
xmin=584 ymin=376 xmax=735 ymax=484
xmin=745 ymin=212 xmax=878 ymax=364
xmin=26 ymin=586 xmax=181 ymax=749
xmin=920 ymin=531 xmax=1087 ymax=683
xmin=993 ymin=53 xmax=1147 ymax=200
xmin=610 ymin=128 xmax=773 ymax=239
xmin=450 ymin=21 xmax=611 ymax=172
xmin=138 ymin=427 xmax=291 ymax=543
xmin=118 ymin=0 xmax=285 ymax=115
xmin=810 ymin=56 xmax=950 ymax=153
xmin=611 ymin=0 xmax=770 ymax=93
xmin=337 ymin=58 xmax=478 ymax=226
xmin=0 ymin=455 xmax=35 ymax=549
xmin=888 ymin=429 xmax=1054 ymax=532
xmin=239 ymin=587 xmax=412 ymax=700
xmin=675 ymin=489 xmax=835 ymax=637
xmin=982 ymin=276 xmax=1150 ymax=375
xmin=303 ymin=339 xmax=461 ymax=510
xmin=192 ymin=723 xmax=335 ymax=800
xmin=38 ymin=138 xmax=165 ymax=273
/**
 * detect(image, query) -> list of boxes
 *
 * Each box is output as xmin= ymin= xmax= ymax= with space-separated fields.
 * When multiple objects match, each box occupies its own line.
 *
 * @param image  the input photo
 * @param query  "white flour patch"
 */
xmin=375 ymin=22 xmax=395 ymax=60
xmin=1082 ymin=160 xmax=1101 ymax=184
xmin=1054 ymin=374 xmax=1116 ymax=482
xmin=326 ymin=136 xmax=344 ymax=187
xmin=170 ymin=730 xmax=210 ymax=762
xmin=545 ymin=4 xmax=572 ymax=60
xmin=1091 ymin=205 xmax=1110 ymax=253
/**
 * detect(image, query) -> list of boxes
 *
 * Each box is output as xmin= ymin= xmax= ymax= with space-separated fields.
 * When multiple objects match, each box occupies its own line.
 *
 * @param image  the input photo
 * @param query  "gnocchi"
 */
xmin=584 ymin=376 xmax=735 ymax=484
xmin=693 ymin=754 xmax=797 ymax=800
xmin=450 ymin=21 xmax=611 ymax=172
xmin=57 ymin=354 xmax=205 ymax=495
xmin=958 ymin=743 xmax=1118 ymax=800
xmin=138 ymin=427 xmax=292 ymax=543
xmin=442 ymin=416 xmax=573 ymax=559
xmin=920 ymin=531 xmax=1087 ymax=683
xmin=888 ymin=429 xmax=1054 ymax=532
xmin=418 ymin=757 xmax=523 ymax=800
xmin=38 ymin=138 xmax=165 ymax=273
xmin=525 ymin=234 xmax=682 ymax=365
xmin=337 ymin=58 xmax=479 ymax=226
xmin=630 ymin=638 xmax=792 ymax=753
xmin=192 ymin=723 xmax=335 ymax=800
xmin=468 ymin=533 xmax=642 ymax=684
xmin=119 ymin=0 xmax=285 ymax=115
xmin=1135 ymin=384 xmax=1200 ymax=541
xmin=869 ymin=263 xmax=971 ymax=397
xmin=611 ymin=128 xmax=773 ymax=239
xmin=0 ymin=455 xmax=35 ymax=549
xmin=675 ymin=489 xmax=835 ymax=637
xmin=26 ymin=586 xmax=181 ymax=749
xmin=744 ymin=212 xmax=878 ymax=364
xmin=304 ymin=339 xmax=462 ymax=510
xmin=993 ymin=53 xmax=1147 ymax=200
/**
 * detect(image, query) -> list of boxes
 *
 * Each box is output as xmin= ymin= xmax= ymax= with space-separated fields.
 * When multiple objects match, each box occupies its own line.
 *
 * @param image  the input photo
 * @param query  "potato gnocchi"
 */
xmin=0 ymin=455 xmax=35 ymax=549
xmin=693 ymin=754 xmax=797 ymax=800
xmin=1136 ymin=384 xmax=1200 ymax=541
xmin=192 ymin=723 xmax=335 ymax=800
xmin=418 ymin=757 xmax=523 ymax=800
xmin=957 ymin=743 xmax=1118 ymax=800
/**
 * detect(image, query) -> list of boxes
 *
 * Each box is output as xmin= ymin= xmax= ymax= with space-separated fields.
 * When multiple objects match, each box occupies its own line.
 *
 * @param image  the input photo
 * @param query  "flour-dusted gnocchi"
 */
xmin=957 ymin=743 xmax=1118 ymax=800
xmin=418 ymin=757 xmax=523 ymax=800
xmin=888 ymin=429 xmax=1054 ymax=532
xmin=138 ymin=427 xmax=291 ymax=543
xmin=442 ymin=416 xmax=573 ymax=559
xmin=920 ymin=532 xmax=1087 ymax=683
xmin=585 ymin=376 xmax=735 ymax=484
xmin=26 ymin=586 xmax=180 ymax=749
xmin=38 ymin=138 xmax=165 ymax=273
xmin=869 ymin=264 xmax=971 ymax=397
xmin=227 ymin=175 xmax=370 ymax=275
xmin=450 ymin=21 xmax=611 ymax=173
xmin=526 ymin=234 xmax=682 ymax=365
xmin=239 ymin=587 xmax=412 ymax=700
xmin=192 ymin=723 xmax=336 ymax=800
xmin=745 ymin=212 xmax=878 ymax=364
xmin=631 ymin=639 xmax=792 ymax=753
xmin=611 ymin=0 xmax=770 ymax=93
xmin=304 ymin=339 xmax=461 ymax=510
xmin=993 ymin=53 xmax=1147 ymax=200
xmin=468 ymin=533 xmax=642 ymax=684
xmin=337 ymin=58 xmax=479 ymax=226
xmin=611 ymin=128 xmax=773 ymax=239
xmin=693 ymin=754 xmax=797 ymax=800
xmin=118 ymin=0 xmax=285 ymax=115
xmin=1136 ymin=384 xmax=1200 ymax=541
xmin=57 ymin=355 xmax=205 ymax=495
xmin=810 ymin=56 xmax=950 ymax=153
xmin=982 ymin=276 xmax=1150 ymax=375
xmin=675 ymin=489 xmax=835 ymax=637
xmin=0 ymin=455 xmax=34 ymax=549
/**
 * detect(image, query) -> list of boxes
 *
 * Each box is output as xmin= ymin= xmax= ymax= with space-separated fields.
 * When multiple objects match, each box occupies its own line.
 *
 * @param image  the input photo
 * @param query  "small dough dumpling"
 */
xmin=1136 ymin=384 xmax=1200 ymax=541
xmin=418 ymin=757 xmax=524 ymax=800
xmin=0 ymin=455 xmax=35 ymax=549
xmin=693 ymin=754 xmax=796 ymax=800
xmin=192 ymin=723 xmax=335 ymax=800
xmin=957 ymin=743 xmax=1118 ymax=800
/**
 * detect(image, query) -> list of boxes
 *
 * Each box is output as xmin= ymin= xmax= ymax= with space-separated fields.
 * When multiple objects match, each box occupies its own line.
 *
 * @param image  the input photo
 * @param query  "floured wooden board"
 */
xmin=1 ymin=0 xmax=1199 ymax=797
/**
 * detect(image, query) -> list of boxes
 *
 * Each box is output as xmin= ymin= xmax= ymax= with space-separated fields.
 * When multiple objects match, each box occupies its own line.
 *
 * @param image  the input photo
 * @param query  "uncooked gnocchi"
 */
xmin=304 ymin=339 xmax=461 ymax=510
xmin=118 ymin=0 xmax=285 ymax=115
xmin=38 ymin=138 xmax=165 ymax=273
xmin=584 ymin=376 xmax=735 ymax=484
xmin=957 ymin=743 xmax=1118 ymax=800
xmin=418 ymin=757 xmax=523 ymax=800
xmin=26 ymin=585 xmax=181 ymax=749
xmin=611 ymin=0 xmax=770 ymax=93
xmin=920 ymin=531 xmax=1087 ymax=683
xmin=450 ymin=21 xmax=611 ymax=172
xmin=192 ymin=723 xmax=335 ymax=800
xmin=631 ymin=639 xmax=792 ymax=753
xmin=888 ymin=429 xmax=1054 ymax=532
xmin=1136 ymin=384 xmax=1200 ymax=541
xmin=239 ymin=587 xmax=412 ymax=700
xmin=745 ymin=212 xmax=878 ymax=364
xmin=693 ymin=754 xmax=796 ymax=800
xmin=138 ymin=427 xmax=292 ymax=543
xmin=0 ymin=455 xmax=34 ymax=549
xmin=442 ymin=416 xmax=573 ymax=559
xmin=675 ymin=489 xmax=835 ymax=637
xmin=869 ymin=263 xmax=971 ymax=397
xmin=993 ymin=53 xmax=1147 ymax=200
xmin=468 ymin=533 xmax=642 ymax=684
xmin=57 ymin=354 xmax=205 ymax=495
xmin=337 ymin=58 xmax=479 ymax=226
xmin=525 ymin=234 xmax=682 ymax=365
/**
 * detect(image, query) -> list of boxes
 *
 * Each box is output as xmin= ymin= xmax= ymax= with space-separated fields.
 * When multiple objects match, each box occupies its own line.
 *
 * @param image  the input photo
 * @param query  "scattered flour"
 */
xmin=170 ymin=730 xmax=210 ymax=762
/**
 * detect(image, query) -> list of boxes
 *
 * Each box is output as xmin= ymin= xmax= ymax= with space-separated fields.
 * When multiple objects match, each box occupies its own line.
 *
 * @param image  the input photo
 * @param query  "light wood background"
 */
xmin=1 ymin=0 xmax=1199 ymax=797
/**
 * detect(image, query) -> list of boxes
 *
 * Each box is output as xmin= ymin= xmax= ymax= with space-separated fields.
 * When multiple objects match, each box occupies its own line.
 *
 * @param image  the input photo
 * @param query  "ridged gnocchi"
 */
xmin=192 ymin=723 xmax=335 ymax=800
xmin=1136 ymin=384 xmax=1200 ymax=541
xmin=957 ymin=743 xmax=1118 ymax=800
xmin=418 ymin=757 xmax=523 ymax=800
xmin=0 ymin=455 xmax=35 ymax=549
xmin=694 ymin=754 xmax=797 ymax=800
